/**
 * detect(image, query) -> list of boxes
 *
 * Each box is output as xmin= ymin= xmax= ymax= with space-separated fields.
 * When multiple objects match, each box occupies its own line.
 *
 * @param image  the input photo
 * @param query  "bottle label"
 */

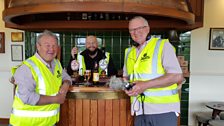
xmin=93 ymin=73 xmax=99 ymax=82
xmin=71 ymin=60 xmax=79 ymax=71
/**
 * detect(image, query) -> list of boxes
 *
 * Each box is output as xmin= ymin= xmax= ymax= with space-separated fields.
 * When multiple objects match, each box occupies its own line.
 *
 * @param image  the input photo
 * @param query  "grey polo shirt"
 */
xmin=14 ymin=53 xmax=72 ymax=105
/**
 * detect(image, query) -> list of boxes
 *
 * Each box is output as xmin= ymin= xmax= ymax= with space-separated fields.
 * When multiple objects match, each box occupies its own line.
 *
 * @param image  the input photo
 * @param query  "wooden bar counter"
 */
xmin=57 ymin=86 xmax=133 ymax=126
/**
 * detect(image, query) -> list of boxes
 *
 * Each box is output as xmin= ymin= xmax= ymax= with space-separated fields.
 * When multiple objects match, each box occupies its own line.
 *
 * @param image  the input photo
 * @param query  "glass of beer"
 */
xmin=84 ymin=70 xmax=91 ymax=85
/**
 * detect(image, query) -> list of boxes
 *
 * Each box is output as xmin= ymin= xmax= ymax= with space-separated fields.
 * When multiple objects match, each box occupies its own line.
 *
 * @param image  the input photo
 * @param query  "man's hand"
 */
xmin=9 ymin=76 xmax=16 ymax=85
xmin=124 ymin=81 xmax=146 ymax=96
xmin=71 ymin=47 xmax=78 ymax=58
xmin=59 ymin=82 xmax=70 ymax=95
xmin=37 ymin=93 xmax=67 ymax=105
xmin=55 ymin=93 xmax=66 ymax=104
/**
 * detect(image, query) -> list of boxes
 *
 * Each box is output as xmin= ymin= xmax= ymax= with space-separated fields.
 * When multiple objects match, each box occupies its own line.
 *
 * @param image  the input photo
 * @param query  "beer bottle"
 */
xmin=92 ymin=61 xmax=99 ymax=84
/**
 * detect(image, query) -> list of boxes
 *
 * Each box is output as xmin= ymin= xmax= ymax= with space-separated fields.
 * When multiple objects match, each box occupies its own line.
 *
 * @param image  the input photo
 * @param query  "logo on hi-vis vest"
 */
xmin=57 ymin=70 xmax=62 ymax=78
xmin=140 ymin=53 xmax=150 ymax=61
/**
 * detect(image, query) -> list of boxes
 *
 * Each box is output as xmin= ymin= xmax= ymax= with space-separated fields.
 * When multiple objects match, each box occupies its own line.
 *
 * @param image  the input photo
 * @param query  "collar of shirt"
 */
xmin=35 ymin=52 xmax=55 ymax=70
xmin=136 ymin=36 xmax=153 ymax=58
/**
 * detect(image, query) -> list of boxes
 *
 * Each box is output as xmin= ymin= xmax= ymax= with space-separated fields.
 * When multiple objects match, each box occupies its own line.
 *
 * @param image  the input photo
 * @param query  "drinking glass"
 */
xmin=84 ymin=70 xmax=91 ymax=85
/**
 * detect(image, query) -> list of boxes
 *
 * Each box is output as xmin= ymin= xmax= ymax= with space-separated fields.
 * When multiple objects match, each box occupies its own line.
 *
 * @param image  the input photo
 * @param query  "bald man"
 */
xmin=67 ymin=35 xmax=117 ymax=78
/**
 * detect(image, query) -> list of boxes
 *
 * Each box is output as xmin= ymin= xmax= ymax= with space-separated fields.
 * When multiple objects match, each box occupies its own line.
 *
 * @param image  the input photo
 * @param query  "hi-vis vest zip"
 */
xmin=124 ymin=37 xmax=179 ymax=114
xmin=10 ymin=55 xmax=62 ymax=126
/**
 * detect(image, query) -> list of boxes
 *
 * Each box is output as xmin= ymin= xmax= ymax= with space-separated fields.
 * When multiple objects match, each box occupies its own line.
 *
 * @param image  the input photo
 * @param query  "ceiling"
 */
xmin=2 ymin=0 xmax=203 ymax=31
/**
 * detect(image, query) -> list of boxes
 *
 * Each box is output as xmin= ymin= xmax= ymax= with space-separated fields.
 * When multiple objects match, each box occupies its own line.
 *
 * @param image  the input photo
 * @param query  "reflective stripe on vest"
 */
xmin=26 ymin=59 xmax=46 ymax=95
xmin=143 ymin=89 xmax=178 ymax=97
xmin=125 ymin=47 xmax=133 ymax=80
xmin=132 ymin=73 xmax=162 ymax=80
xmin=12 ymin=108 xmax=59 ymax=117
xmin=104 ymin=52 xmax=110 ymax=75
xmin=77 ymin=54 xmax=84 ymax=75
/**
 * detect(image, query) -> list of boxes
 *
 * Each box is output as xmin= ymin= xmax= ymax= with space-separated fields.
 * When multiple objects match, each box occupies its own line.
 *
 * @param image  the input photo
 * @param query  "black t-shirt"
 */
xmin=67 ymin=48 xmax=117 ymax=76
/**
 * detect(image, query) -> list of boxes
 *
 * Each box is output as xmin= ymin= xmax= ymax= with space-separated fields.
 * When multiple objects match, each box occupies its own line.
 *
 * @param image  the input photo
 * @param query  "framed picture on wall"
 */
xmin=0 ymin=32 xmax=5 ymax=53
xmin=11 ymin=32 xmax=24 ymax=42
xmin=209 ymin=28 xmax=224 ymax=50
xmin=11 ymin=45 xmax=23 ymax=61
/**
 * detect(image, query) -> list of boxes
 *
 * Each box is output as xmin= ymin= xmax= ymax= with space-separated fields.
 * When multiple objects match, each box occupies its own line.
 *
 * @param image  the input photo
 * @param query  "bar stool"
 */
xmin=209 ymin=120 xmax=224 ymax=126
xmin=220 ymin=113 xmax=224 ymax=120
xmin=195 ymin=112 xmax=212 ymax=126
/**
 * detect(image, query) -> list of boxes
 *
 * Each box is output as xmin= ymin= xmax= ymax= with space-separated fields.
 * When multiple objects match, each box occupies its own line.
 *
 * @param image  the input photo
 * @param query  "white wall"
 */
xmin=0 ymin=1 xmax=24 ymax=118
xmin=189 ymin=0 xmax=224 ymax=125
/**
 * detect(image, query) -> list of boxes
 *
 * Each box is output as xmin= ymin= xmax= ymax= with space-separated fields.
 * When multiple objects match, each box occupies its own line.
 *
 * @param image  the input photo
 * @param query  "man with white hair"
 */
xmin=123 ymin=16 xmax=184 ymax=126
xmin=10 ymin=30 xmax=72 ymax=126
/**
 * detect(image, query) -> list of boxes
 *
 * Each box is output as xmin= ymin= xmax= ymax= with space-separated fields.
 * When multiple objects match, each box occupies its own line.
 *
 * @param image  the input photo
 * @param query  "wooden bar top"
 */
xmin=67 ymin=86 xmax=128 ymax=100
xmin=69 ymin=86 xmax=118 ymax=92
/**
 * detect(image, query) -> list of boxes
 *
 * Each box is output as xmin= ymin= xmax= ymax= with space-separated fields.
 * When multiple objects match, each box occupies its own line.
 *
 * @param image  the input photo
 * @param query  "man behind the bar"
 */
xmin=123 ymin=16 xmax=184 ymax=126
xmin=67 ymin=35 xmax=117 ymax=77
xmin=9 ymin=30 xmax=72 ymax=126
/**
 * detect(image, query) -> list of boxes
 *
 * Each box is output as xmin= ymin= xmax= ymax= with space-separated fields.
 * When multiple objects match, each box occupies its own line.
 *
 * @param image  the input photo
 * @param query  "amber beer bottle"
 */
xmin=92 ymin=61 xmax=99 ymax=84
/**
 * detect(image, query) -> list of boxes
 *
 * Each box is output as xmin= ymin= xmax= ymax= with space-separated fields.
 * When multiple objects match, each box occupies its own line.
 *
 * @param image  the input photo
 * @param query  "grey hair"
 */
xmin=129 ymin=16 xmax=149 ymax=26
xmin=37 ymin=30 xmax=58 ymax=44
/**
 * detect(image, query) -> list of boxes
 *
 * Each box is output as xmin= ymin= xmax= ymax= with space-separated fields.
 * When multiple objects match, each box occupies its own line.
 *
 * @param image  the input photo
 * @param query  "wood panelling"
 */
xmin=7 ymin=0 xmax=189 ymax=12
xmin=97 ymin=100 xmax=105 ymax=126
xmin=76 ymin=99 xmax=83 ymax=126
xmin=58 ymin=98 xmax=133 ymax=126
xmin=1 ymin=20 xmax=203 ymax=32
xmin=57 ymin=87 xmax=133 ymax=126
xmin=105 ymin=100 xmax=113 ymax=126
xmin=189 ymin=0 xmax=204 ymax=21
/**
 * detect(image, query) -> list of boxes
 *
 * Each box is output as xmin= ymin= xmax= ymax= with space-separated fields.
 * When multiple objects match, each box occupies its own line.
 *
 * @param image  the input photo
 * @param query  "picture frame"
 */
xmin=11 ymin=45 xmax=23 ymax=61
xmin=209 ymin=28 xmax=224 ymax=50
xmin=0 ymin=32 xmax=5 ymax=53
xmin=11 ymin=32 xmax=24 ymax=42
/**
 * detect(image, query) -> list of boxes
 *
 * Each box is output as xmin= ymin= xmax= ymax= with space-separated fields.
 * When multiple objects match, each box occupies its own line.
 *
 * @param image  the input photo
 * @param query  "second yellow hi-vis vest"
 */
xmin=124 ymin=37 xmax=179 ymax=111
xmin=10 ymin=55 xmax=62 ymax=126
xmin=80 ymin=52 xmax=110 ymax=75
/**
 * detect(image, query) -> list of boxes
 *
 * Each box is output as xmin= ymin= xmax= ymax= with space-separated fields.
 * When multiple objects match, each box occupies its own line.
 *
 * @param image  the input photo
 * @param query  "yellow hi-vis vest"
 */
xmin=125 ymin=38 xmax=179 ymax=105
xmin=80 ymin=52 xmax=110 ymax=75
xmin=10 ymin=55 xmax=62 ymax=126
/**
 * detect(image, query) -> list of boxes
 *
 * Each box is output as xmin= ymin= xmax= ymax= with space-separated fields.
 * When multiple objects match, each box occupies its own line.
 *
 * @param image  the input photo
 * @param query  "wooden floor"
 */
xmin=0 ymin=124 xmax=8 ymax=126
xmin=0 ymin=118 xmax=9 ymax=126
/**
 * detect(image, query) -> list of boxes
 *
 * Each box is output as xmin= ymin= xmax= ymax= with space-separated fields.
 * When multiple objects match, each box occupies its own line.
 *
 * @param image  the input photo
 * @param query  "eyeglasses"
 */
xmin=129 ymin=26 xmax=148 ymax=33
xmin=38 ymin=43 xmax=58 ymax=49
